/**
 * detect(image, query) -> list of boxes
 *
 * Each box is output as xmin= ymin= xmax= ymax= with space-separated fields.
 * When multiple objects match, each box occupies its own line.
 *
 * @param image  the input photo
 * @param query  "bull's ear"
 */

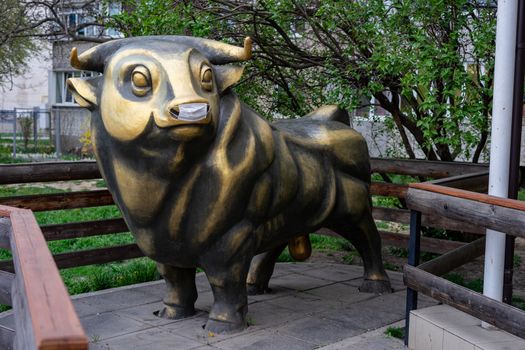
xmin=66 ymin=76 xmax=100 ymax=110
xmin=214 ymin=65 xmax=244 ymax=93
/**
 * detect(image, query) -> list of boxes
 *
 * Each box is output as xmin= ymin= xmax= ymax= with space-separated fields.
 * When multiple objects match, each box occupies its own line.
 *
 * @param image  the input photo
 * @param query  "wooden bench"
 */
xmin=0 ymin=205 xmax=87 ymax=350
xmin=404 ymin=182 xmax=525 ymax=343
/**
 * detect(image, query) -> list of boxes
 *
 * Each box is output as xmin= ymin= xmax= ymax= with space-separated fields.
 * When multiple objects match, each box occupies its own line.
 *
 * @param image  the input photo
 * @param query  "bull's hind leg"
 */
xmin=246 ymin=244 xmax=287 ymax=295
xmin=155 ymin=263 xmax=197 ymax=319
xmin=331 ymin=212 xmax=392 ymax=294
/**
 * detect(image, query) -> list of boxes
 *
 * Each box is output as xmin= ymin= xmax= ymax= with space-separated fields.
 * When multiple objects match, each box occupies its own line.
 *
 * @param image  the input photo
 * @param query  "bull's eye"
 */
xmin=131 ymin=65 xmax=151 ymax=97
xmin=201 ymin=67 xmax=213 ymax=91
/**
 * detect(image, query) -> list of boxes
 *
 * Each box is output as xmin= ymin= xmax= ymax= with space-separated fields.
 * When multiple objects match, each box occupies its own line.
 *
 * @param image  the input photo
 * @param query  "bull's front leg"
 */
xmin=155 ymin=263 xmax=198 ymax=319
xmin=201 ymin=222 xmax=256 ymax=334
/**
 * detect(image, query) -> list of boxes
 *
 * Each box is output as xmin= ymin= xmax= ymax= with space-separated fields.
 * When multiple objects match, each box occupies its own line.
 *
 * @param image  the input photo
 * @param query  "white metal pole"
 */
xmin=483 ymin=0 xmax=518 ymax=306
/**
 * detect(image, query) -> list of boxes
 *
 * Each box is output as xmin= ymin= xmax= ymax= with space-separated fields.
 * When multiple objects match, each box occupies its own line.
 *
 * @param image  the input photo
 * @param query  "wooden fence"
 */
xmin=403 ymin=180 xmax=525 ymax=344
xmin=0 ymin=205 xmax=88 ymax=350
xmin=0 ymin=158 xmax=493 ymax=273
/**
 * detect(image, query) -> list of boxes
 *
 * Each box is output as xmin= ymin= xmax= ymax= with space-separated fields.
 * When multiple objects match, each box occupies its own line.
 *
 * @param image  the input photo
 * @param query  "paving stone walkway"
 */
xmin=0 ymin=263 xmax=434 ymax=349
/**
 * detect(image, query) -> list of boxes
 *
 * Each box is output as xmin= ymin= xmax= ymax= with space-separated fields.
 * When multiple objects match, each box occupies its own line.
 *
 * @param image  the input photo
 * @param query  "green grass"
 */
xmin=61 ymin=258 xmax=159 ymax=295
xmin=444 ymin=274 xmax=525 ymax=312
xmin=310 ymin=234 xmax=353 ymax=251
xmin=0 ymin=185 xmax=68 ymax=197
xmin=0 ymin=184 xmax=162 ymax=305
xmin=385 ymin=326 xmax=405 ymax=339
xmin=444 ymin=273 xmax=483 ymax=293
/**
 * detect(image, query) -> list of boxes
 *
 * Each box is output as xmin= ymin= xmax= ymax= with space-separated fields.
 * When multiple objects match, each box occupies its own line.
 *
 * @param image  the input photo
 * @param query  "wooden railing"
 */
xmin=0 ymin=205 xmax=88 ymax=350
xmin=403 ymin=182 xmax=525 ymax=343
xmin=0 ymin=158 xmax=492 ymax=271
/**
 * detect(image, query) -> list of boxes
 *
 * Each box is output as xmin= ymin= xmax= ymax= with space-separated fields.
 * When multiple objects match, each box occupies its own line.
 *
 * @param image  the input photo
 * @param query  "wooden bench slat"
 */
xmin=0 ymin=182 xmax=407 ymax=213
xmin=0 ymin=159 xmax=490 ymax=185
xmin=372 ymin=207 xmax=484 ymax=234
xmin=426 ymin=171 xmax=489 ymax=192
xmin=0 ymin=244 xmax=144 ymax=272
xmin=41 ymin=218 xmax=129 ymax=241
xmin=370 ymin=158 xmax=489 ymax=178
xmin=52 ymin=244 xmax=144 ymax=269
xmin=0 ymin=190 xmax=114 ymax=212
xmin=371 ymin=182 xmax=408 ymax=198
xmin=0 ymin=161 xmax=100 ymax=185
xmin=406 ymin=187 xmax=525 ymax=238
xmin=7 ymin=209 xmax=87 ymax=349
xmin=409 ymin=182 xmax=525 ymax=212
xmin=316 ymin=228 xmax=465 ymax=255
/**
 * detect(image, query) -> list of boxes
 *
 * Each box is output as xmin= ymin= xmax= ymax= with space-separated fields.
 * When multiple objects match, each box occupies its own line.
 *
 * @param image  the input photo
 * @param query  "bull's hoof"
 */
xmin=246 ymin=283 xmax=271 ymax=295
xmin=205 ymin=318 xmax=247 ymax=334
xmin=154 ymin=304 xmax=195 ymax=319
xmin=359 ymin=279 xmax=392 ymax=294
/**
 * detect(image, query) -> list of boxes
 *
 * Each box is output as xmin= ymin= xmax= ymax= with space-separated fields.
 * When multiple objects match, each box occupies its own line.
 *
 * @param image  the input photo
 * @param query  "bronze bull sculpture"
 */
xmin=67 ymin=36 xmax=391 ymax=334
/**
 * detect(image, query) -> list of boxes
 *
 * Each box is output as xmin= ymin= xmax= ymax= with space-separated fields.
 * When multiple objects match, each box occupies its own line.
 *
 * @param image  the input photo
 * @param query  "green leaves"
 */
xmin=0 ymin=0 xmax=37 ymax=87
xmin=104 ymin=0 xmax=496 ymax=161
xmin=107 ymin=0 xmax=211 ymax=37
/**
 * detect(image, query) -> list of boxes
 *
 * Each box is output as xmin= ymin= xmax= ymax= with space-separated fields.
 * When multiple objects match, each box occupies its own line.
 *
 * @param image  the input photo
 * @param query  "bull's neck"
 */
xmin=213 ymin=92 xmax=243 ymax=149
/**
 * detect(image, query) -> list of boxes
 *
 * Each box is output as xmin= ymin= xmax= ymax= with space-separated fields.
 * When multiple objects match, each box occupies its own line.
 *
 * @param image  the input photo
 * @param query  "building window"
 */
xmin=55 ymin=71 xmax=97 ymax=105
xmin=63 ymin=12 xmax=99 ymax=37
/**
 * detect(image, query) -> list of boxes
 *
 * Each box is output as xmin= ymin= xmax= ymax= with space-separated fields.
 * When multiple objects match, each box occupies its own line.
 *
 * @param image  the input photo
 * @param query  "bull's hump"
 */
xmin=302 ymin=105 xmax=351 ymax=125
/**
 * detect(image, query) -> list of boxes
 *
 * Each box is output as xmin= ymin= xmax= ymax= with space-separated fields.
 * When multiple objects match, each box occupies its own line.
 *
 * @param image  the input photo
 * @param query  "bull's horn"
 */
xmin=70 ymin=47 xmax=85 ymax=70
xmin=67 ymin=36 xmax=253 ymax=73
xmin=241 ymin=37 xmax=253 ymax=60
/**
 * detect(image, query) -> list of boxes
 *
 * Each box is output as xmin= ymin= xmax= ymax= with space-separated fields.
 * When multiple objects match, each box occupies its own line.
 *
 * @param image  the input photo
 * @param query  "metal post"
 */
xmin=55 ymin=108 xmax=62 ymax=158
xmin=33 ymin=107 xmax=39 ymax=146
xmin=503 ymin=0 xmax=525 ymax=305
xmin=404 ymin=210 xmax=421 ymax=346
xmin=483 ymin=0 xmax=519 ymax=313
xmin=12 ymin=108 xmax=17 ymax=159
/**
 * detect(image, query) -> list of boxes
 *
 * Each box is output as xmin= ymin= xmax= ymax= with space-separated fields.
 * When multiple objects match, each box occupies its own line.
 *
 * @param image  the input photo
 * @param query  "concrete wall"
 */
xmin=0 ymin=41 xmax=52 ymax=110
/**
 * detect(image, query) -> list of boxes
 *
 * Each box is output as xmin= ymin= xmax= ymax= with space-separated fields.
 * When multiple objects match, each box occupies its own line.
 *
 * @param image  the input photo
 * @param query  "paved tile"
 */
xmin=81 ymin=312 xmax=151 ymax=341
xmin=318 ymin=321 xmax=406 ymax=350
xmin=0 ymin=263 xmax=414 ymax=350
xmin=278 ymin=315 xmax=364 ymax=346
xmin=270 ymin=274 xmax=334 ymax=291
xmin=0 ymin=311 xmax=14 ymax=329
xmin=195 ymin=273 xmax=212 ymax=292
xmin=302 ymin=282 xmax=375 ymax=305
xmin=245 ymin=299 xmax=299 ymax=328
xmin=94 ymin=327 xmax=204 ymax=350
xmin=298 ymin=265 xmax=363 ymax=282
xmin=272 ymin=262 xmax=318 ymax=275
xmin=247 ymin=285 xmax=294 ymax=304
xmin=213 ymin=329 xmax=316 ymax=350
xmin=345 ymin=271 xmax=405 ymax=292
xmin=195 ymin=290 xmax=214 ymax=312
xmin=161 ymin=313 xmax=232 ymax=345
xmin=319 ymin=291 xmax=408 ymax=331
xmin=79 ymin=288 xmax=163 ymax=315
xmin=115 ymin=302 xmax=187 ymax=326
xmin=265 ymin=292 xmax=334 ymax=315
xmin=126 ymin=281 xmax=167 ymax=300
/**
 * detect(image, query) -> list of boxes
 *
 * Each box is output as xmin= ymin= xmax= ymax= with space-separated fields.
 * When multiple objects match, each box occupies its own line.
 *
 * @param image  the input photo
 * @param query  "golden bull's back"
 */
xmin=67 ymin=35 xmax=391 ymax=335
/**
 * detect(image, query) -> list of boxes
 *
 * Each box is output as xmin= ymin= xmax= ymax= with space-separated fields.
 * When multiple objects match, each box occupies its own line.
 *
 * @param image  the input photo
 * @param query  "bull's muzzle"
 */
xmin=169 ymin=103 xmax=210 ymax=122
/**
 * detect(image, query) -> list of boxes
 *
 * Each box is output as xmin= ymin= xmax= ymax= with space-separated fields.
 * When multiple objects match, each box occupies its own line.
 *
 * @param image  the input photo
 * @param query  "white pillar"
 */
xmin=483 ymin=0 xmax=519 ymax=304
